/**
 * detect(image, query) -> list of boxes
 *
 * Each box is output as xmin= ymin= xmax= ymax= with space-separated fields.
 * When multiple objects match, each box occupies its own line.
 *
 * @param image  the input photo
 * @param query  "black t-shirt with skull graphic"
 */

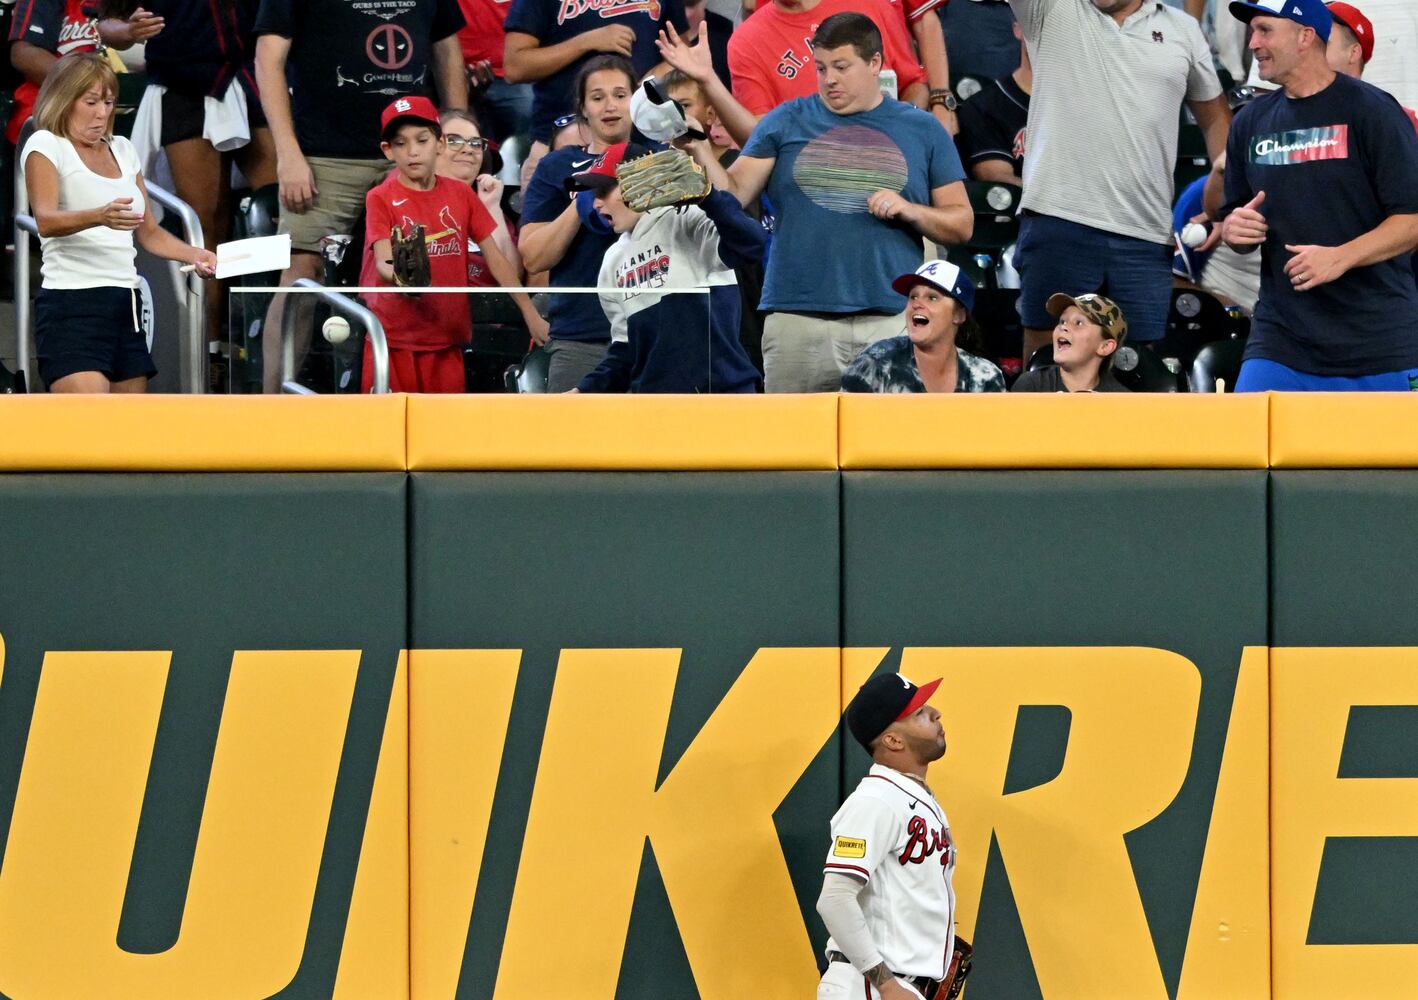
xmin=255 ymin=0 xmax=464 ymax=159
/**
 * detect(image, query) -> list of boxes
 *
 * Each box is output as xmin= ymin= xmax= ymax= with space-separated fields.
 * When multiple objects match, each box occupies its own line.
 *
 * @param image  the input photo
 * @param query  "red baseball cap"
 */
xmin=380 ymin=95 xmax=441 ymax=141
xmin=1327 ymin=2 xmax=1374 ymax=63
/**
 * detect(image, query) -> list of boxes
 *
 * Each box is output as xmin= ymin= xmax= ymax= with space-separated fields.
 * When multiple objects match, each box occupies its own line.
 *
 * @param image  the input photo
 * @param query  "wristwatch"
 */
xmin=928 ymin=88 xmax=958 ymax=112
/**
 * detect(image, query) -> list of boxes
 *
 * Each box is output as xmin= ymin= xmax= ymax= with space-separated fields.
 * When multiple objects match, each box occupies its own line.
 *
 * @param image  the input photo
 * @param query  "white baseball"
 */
xmin=322 ymin=315 xmax=351 ymax=344
xmin=1181 ymin=222 xmax=1209 ymax=248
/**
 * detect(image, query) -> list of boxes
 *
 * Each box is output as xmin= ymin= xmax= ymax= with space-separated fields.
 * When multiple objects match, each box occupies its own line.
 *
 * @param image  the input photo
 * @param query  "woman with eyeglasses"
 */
xmin=436 ymin=109 xmax=548 ymax=345
xmin=518 ymin=54 xmax=635 ymax=392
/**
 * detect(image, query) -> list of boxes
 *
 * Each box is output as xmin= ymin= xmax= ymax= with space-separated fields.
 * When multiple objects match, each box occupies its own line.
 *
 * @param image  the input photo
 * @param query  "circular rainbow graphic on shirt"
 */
xmin=792 ymin=124 xmax=909 ymax=214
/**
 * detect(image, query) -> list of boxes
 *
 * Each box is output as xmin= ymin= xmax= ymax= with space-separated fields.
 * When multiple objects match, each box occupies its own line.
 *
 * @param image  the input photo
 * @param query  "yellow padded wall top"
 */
xmin=406 ymin=394 xmax=840 ymax=470
xmin=838 ymin=394 xmax=1270 ymax=469
xmin=0 ymin=396 xmax=407 ymax=471
xmin=1270 ymin=394 xmax=1418 ymax=468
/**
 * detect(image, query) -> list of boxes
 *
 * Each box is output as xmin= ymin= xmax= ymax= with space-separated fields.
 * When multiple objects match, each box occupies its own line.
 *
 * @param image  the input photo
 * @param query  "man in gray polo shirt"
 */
xmin=1010 ymin=0 xmax=1230 ymax=361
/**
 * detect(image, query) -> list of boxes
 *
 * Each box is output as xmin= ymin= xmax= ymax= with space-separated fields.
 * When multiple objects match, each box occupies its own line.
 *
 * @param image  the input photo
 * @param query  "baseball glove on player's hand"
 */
xmin=935 ymin=937 xmax=973 ymax=1000
xmin=616 ymin=148 xmax=711 ymax=213
xmin=390 ymin=223 xmax=430 ymax=288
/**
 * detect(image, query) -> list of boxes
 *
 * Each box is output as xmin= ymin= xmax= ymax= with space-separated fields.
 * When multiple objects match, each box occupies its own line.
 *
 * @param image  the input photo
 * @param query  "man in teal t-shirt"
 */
xmin=687 ymin=11 xmax=972 ymax=392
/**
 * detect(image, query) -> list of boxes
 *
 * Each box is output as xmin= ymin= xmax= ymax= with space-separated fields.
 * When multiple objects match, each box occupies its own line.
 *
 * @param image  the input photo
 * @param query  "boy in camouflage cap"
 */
xmin=1011 ymin=292 xmax=1131 ymax=393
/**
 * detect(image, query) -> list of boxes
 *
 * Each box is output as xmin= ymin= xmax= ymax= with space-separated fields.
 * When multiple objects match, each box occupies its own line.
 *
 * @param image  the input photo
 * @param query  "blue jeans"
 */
xmin=1014 ymin=212 xmax=1173 ymax=342
xmin=476 ymin=78 xmax=533 ymax=145
xmin=1235 ymin=358 xmax=1418 ymax=392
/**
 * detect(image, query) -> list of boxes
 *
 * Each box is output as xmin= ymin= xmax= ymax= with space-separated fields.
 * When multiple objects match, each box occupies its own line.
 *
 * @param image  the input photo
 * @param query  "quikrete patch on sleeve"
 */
xmin=833 ymin=836 xmax=867 ymax=858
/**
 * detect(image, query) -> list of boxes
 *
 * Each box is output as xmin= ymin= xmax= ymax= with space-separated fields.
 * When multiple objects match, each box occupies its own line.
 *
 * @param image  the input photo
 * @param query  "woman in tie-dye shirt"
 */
xmin=841 ymin=259 xmax=1004 ymax=394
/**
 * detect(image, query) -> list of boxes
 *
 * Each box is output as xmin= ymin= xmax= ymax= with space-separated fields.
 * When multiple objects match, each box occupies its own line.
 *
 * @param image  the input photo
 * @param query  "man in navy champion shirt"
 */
xmin=1223 ymin=0 xmax=1418 ymax=391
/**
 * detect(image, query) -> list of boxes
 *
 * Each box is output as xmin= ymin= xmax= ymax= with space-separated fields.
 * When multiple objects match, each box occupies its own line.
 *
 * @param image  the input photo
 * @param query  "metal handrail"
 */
xmin=13 ymin=121 xmax=206 ymax=393
xmin=146 ymin=184 xmax=206 ymax=394
xmin=280 ymin=278 xmax=390 ymax=394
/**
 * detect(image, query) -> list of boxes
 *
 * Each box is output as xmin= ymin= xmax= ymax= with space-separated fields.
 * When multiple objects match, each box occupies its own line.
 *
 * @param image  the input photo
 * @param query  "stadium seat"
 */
xmin=952 ymin=73 xmax=993 ymax=103
xmin=504 ymin=346 xmax=550 ymax=393
xmin=1158 ymin=287 xmax=1232 ymax=366
xmin=233 ymin=184 xmax=281 ymax=241
xmin=1175 ymin=115 xmax=1210 ymax=191
xmin=1113 ymin=344 xmax=1183 ymax=393
xmin=113 ymin=72 xmax=147 ymax=140
xmin=961 ymin=180 xmax=1022 ymax=250
xmin=1188 ymin=336 xmax=1246 ymax=393
xmin=945 ymin=181 xmax=1022 ymax=289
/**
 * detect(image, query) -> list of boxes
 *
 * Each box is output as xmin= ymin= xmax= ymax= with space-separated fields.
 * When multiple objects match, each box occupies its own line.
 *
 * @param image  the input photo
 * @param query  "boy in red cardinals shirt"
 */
xmin=364 ymin=95 xmax=522 ymax=392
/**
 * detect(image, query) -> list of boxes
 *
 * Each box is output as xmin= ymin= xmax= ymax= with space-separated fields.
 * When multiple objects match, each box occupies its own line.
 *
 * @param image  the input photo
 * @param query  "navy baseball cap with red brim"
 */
xmin=1229 ymin=0 xmax=1332 ymax=40
xmin=845 ymin=673 xmax=943 ymax=751
xmin=567 ymin=141 xmax=655 ymax=192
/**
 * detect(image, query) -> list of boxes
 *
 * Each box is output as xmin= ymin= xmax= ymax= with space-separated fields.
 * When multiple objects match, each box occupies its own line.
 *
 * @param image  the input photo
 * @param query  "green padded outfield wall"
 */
xmin=408 ymin=471 xmax=843 ymax=999
xmin=1269 ymin=472 xmax=1418 ymax=1000
xmin=2 ymin=393 xmax=1418 ymax=1000
xmin=0 ymin=473 xmax=408 ymax=1000
xmin=842 ymin=470 xmax=1270 ymax=1000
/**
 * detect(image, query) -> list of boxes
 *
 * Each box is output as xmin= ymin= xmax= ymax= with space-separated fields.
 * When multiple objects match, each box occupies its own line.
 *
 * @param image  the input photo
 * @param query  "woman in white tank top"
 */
xmin=21 ymin=52 xmax=216 ymax=392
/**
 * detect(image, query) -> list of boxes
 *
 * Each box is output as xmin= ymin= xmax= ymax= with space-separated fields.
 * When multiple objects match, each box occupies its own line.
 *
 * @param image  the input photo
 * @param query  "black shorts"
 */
xmin=35 ymin=286 xmax=156 ymax=387
xmin=160 ymin=86 xmax=268 ymax=147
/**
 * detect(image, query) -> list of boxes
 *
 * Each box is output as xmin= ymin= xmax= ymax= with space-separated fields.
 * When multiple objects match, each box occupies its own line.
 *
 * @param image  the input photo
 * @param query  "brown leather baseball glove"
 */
xmin=616 ymin=148 xmax=710 ymax=213
xmin=935 ymin=937 xmax=973 ymax=1000
xmin=390 ymin=223 xmax=430 ymax=288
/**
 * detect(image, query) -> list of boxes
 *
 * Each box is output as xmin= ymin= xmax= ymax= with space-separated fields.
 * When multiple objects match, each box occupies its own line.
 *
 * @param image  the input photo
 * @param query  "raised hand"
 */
xmin=476 ymin=174 xmax=505 ymax=212
xmin=1222 ymin=190 xmax=1267 ymax=247
xmin=126 ymin=7 xmax=165 ymax=42
xmin=656 ymin=22 xmax=713 ymax=83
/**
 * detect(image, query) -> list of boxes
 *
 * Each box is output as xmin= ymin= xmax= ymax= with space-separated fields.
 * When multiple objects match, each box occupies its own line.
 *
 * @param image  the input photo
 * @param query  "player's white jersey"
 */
xmin=822 ymin=764 xmax=956 ymax=978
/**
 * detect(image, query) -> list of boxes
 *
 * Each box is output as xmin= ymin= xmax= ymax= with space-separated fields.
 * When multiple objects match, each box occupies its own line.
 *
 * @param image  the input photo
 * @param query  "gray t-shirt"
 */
xmin=1010 ymin=0 xmax=1221 ymax=244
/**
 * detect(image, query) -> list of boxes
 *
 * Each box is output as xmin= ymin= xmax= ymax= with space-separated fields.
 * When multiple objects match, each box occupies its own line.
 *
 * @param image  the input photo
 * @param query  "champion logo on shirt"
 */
xmin=1250 ymin=125 xmax=1350 ymax=165
xmin=557 ymin=0 xmax=661 ymax=26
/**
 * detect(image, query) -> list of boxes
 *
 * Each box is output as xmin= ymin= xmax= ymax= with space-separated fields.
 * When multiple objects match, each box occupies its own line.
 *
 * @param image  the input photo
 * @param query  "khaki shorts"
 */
xmin=761 ymin=311 xmax=903 ymax=393
xmin=277 ymin=156 xmax=390 ymax=253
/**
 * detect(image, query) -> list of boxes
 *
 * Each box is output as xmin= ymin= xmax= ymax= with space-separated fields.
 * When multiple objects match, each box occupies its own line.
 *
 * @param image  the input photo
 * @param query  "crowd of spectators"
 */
xmin=4 ymin=0 xmax=1418 ymax=395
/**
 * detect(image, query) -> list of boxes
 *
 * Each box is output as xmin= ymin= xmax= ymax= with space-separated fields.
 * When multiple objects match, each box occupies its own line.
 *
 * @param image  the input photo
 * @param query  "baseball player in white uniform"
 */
xmin=816 ymin=672 xmax=963 ymax=1000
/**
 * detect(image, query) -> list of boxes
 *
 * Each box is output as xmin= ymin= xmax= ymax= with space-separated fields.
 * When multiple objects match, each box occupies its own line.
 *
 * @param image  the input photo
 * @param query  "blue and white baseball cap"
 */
xmin=891 ymin=259 xmax=976 ymax=313
xmin=1229 ymin=0 xmax=1332 ymax=40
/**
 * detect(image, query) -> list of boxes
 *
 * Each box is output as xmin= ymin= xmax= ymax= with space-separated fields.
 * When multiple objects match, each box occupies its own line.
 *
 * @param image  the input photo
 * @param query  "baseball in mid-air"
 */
xmin=1181 ymin=222 xmax=1210 ymax=248
xmin=322 ymin=315 xmax=351 ymax=344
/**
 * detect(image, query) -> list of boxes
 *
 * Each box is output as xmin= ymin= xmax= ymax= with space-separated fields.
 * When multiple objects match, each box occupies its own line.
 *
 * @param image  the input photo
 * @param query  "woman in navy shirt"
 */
xmin=518 ymin=54 xmax=635 ymax=392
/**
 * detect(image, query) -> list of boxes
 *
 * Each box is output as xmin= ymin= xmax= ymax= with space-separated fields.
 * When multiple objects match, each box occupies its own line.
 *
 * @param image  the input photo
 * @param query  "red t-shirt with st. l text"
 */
xmin=752 ymin=0 xmax=945 ymax=29
xmin=727 ymin=0 xmax=926 ymax=117
xmin=365 ymin=172 xmax=496 ymax=350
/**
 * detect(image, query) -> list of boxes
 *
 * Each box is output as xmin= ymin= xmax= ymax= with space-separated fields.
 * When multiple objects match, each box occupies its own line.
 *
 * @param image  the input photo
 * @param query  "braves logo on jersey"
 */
xmin=898 ymin=814 xmax=954 ymax=868
xmin=557 ymin=0 xmax=661 ymax=26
